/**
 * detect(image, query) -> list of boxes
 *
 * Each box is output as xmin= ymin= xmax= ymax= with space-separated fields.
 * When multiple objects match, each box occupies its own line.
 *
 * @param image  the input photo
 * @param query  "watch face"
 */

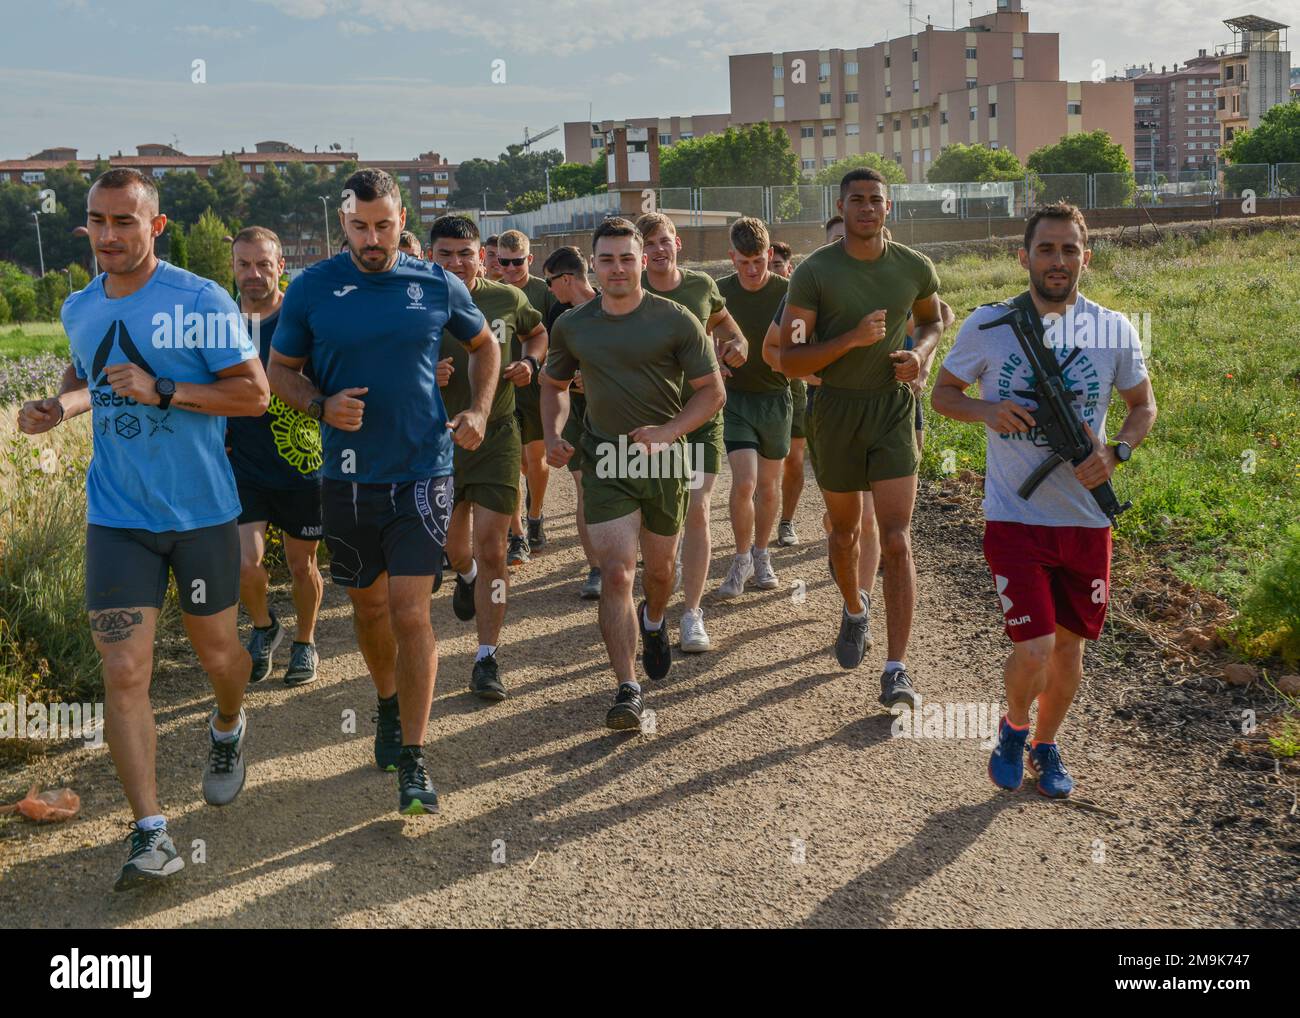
xmin=1115 ymin=442 xmax=1131 ymax=462
xmin=156 ymin=377 xmax=176 ymax=396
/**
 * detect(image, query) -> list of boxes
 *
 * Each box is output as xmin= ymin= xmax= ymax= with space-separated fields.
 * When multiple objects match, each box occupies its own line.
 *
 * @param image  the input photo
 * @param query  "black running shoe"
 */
xmin=452 ymin=571 xmax=476 ymax=621
xmin=507 ymin=533 xmax=530 ymax=567
xmin=283 ymin=641 xmax=318 ymax=686
xmin=397 ymin=749 xmax=439 ymax=815
xmin=879 ymin=665 xmax=919 ymax=709
xmin=605 ymin=683 xmax=644 ymax=731
xmin=638 ymin=600 xmax=671 ymax=680
xmin=246 ymin=613 xmax=282 ymax=683
xmin=527 ymin=515 xmax=546 ymax=549
xmin=834 ymin=592 xmax=870 ymax=669
xmin=470 ymin=653 xmax=506 ymax=701
xmin=372 ymin=694 xmax=402 ymax=772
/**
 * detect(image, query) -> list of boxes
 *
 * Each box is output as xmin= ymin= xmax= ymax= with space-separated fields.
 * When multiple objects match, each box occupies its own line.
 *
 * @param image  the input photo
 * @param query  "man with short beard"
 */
xmin=228 ymin=226 xmax=324 ymax=688
xmin=932 ymin=202 xmax=1156 ymax=798
xmin=17 ymin=168 xmax=269 ymax=891
xmin=268 ymin=168 xmax=496 ymax=815
xmin=636 ymin=212 xmax=746 ymax=653
xmin=778 ymin=169 xmax=944 ymax=705
xmin=495 ymin=229 xmax=555 ymax=564
xmin=428 ymin=215 xmax=545 ymax=700
xmin=540 ymin=218 xmax=724 ymax=730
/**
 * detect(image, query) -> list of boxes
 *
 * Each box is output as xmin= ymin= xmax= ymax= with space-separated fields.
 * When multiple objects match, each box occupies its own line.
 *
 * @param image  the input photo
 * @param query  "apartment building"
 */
xmin=563 ymin=114 xmax=730 ymax=165
xmin=1132 ymin=53 xmax=1223 ymax=172
xmin=1214 ymin=15 xmax=1291 ymax=146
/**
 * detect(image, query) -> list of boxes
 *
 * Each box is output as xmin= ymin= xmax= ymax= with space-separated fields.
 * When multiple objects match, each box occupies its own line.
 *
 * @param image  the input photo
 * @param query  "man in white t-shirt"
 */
xmin=932 ymin=202 xmax=1157 ymax=799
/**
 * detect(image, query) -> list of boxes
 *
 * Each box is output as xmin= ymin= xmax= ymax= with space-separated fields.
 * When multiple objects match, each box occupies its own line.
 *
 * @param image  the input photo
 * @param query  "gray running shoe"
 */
xmin=717 ymin=551 xmax=754 ymax=598
xmin=777 ymin=520 xmax=799 ymax=546
xmin=579 ymin=567 xmax=602 ymax=600
xmin=246 ymin=614 xmax=283 ymax=683
xmin=880 ymin=665 xmax=919 ymax=709
xmin=283 ymin=641 xmax=318 ymax=686
xmin=834 ymin=590 xmax=871 ymax=670
xmin=114 ymin=822 xmax=184 ymax=892
xmin=507 ymin=533 xmax=530 ymax=567
xmin=202 ymin=708 xmax=248 ymax=806
xmin=752 ymin=548 xmax=779 ymax=590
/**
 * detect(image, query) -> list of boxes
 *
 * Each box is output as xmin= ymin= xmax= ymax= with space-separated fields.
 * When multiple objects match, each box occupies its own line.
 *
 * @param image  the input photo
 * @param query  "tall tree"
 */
xmin=815 ymin=153 xmax=907 ymax=186
xmin=158 ymin=171 xmax=221 ymax=229
xmin=207 ymin=154 xmax=249 ymax=226
xmin=1026 ymin=130 xmax=1133 ymax=206
xmin=659 ymin=124 xmax=800 ymax=188
xmin=927 ymin=142 xmax=1024 ymax=183
xmin=187 ymin=209 xmax=233 ymax=292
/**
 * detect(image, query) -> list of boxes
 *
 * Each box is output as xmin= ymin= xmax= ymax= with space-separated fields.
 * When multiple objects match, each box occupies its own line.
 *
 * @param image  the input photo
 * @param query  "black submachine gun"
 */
xmin=977 ymin=291 xmax=1131 ymax=525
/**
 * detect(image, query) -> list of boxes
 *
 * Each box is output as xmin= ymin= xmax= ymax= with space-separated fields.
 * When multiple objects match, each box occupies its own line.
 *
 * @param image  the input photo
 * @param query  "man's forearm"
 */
xmin=57 ymin=364 xmax=90 ymax=419
xmin=931 ymin=386 xmax=990 ymax=424
xmin=522 ymin=329 xmax=547 ymax=365
xmin=909 ymin=321 xmax=943 ymax=365
xmin=1113 ymin=402 xmax=1157 ymax=450
xmin=173 ymin=375 xmax=269 ymax=417
xmin=780 ymin=332 xmax=854 ymax=377
xmin=667 ymin=381 xmax=725 ymax=440
xmin=539 ymin=382 xmax=570 ymax=445
xmin=268 ymin=361 xmax=323 ymax=414
xmin=467 ymin=340 xmax=500 ymax=419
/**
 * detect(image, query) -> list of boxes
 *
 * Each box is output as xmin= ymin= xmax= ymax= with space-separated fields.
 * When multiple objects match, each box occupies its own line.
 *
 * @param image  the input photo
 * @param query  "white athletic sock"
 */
xmin=211 ymin=716 xmax=243 ymax=743
xmin=458 ymin=561 xmax=478 ymax=584
xmin=642 ymin=604 xmax=664 ymax=631
xmin=752 ymin=546 xmax=769 ymax=559
xmin=137 ymin=814 xmax=166 ymax=831
xmin=476 ymin=644 xmax=497 ymax=661
xmin=885 ymin=659 xmax=906 ymax=673
xmin=846 ymin=589 xmax=869 ymax=621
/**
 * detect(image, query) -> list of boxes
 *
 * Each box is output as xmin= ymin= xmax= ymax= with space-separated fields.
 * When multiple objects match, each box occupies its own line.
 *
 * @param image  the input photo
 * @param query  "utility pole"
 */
xmin=32 ymin=211 xmax=46 ymax=276
xmin=319 ymin=195 xmax=332 ymax=257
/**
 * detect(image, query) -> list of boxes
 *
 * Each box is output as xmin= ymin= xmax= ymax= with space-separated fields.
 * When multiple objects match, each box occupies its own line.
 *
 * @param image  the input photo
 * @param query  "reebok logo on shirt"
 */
xmin=90 ymin=321 xmax=155 ymax=386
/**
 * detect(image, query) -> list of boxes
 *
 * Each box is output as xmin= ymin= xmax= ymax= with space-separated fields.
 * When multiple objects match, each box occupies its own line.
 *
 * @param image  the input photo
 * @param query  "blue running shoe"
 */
xmin=988 ymin=715 xmax=1029 ymax=791
xmin=1028 ymin=742 xmax=1074 ymax=799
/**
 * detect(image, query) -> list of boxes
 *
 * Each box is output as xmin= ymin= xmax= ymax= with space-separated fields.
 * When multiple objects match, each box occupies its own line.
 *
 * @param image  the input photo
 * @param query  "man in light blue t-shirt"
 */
xmin=268 ymin=168 xmax=495 ymax=817
xmin=17 ymin=168 xmax=270 ymax=892
xmin=932 ymin=203 xmax=1157 ymax=801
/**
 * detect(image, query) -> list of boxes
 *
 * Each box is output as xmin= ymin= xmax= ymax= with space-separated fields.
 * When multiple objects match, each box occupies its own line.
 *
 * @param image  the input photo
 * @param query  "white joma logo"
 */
xmin=50 ymin=949 xmax=151 ymax=998
xmin=333 ymin=285 xmax=358 ymax=297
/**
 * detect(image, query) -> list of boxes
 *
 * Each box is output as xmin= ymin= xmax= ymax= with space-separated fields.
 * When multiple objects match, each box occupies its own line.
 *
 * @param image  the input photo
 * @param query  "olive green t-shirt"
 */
xmin=642 ymin=267 xmax=725 ymax=327
xmin=787 ymin=239 xmax=939 ymax=390
xmin=716 ymin=272 xmax=789 ymax=394
xmin=442 ymin=277 xmax=542 ymax=423
xmin=510 ymin=275 xmax=556 ymax=415
xmin=546 ymin=292 xmax=717 ymax=441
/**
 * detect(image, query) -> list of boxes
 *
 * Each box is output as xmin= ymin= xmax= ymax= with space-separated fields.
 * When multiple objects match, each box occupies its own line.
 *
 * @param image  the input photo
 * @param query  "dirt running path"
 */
xmin=1 ymin=467 xmax=1294 ymax=928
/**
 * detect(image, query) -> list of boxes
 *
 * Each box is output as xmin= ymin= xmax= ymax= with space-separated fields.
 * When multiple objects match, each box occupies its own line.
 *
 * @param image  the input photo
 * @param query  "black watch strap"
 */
xmin=523 ymin=354 xmax=541 ymax=376
xmin=155 ymin=377 xmax=175 ymax=411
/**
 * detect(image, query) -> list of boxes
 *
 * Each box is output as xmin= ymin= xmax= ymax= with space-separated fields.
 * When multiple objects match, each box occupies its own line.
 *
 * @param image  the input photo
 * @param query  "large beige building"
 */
xmin=565 ymin=0 xmax=1133 ymax=182
xmin=1214 ymin=15 xmax=1291 ymax=147
xmin=1131 ymin=54 xmax=1223 ymax=173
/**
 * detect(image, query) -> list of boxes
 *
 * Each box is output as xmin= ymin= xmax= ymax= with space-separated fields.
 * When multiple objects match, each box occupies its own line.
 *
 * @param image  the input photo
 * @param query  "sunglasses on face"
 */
xmin=498 ymin=257 xmax=528 ymax=267
xmin=546 ymin=273 xmax=573 ymax=285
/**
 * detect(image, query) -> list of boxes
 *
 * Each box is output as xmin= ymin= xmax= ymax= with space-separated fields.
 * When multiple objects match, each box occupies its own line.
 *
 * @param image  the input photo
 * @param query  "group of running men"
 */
xmin=16 ymin=163 xmax=1155 ymax=892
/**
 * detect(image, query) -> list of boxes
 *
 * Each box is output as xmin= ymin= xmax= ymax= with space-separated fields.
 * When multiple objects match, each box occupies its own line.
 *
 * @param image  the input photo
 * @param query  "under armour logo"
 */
xmin=333 ymin=285 xmax=358 ymax=297
xmin=995 ymin=574 xmax=1013 ymax=614
xmin=91 ymin=321 xmax=155 ymax=387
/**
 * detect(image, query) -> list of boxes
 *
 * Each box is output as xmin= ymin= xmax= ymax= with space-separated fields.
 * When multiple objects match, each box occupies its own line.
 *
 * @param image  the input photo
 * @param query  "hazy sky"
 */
xmin=2 ymin=0 xmax=1293 ymax=164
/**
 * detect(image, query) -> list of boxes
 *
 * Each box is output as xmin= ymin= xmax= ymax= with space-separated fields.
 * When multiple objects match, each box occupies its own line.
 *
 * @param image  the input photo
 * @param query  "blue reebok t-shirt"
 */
xmin=272 ymin=252 xmax=486 ymax=484
xmin=63 ymin=260 xmax=257 ymax=532
xmin=226 ymin=309 xmax=322 ymax=490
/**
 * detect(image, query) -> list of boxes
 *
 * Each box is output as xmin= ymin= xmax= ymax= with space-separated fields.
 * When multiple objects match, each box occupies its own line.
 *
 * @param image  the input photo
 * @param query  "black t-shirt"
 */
xmin=227 ymin=309 xmax=322 ymax=489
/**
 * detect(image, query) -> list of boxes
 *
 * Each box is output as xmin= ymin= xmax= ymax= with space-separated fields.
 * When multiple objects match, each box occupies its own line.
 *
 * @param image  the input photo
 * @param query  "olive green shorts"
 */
xmin=723 ymin=386 xmax=792 ymax=461
xmin=579 ymin=430 xmax=689 ymax=537
xmin=685 ymin=412 xmax=724 ymax=476
xmin=789 ymin=378 xmax=808 ymax=440
xmin=808 ymin=383 xmax=919 ymax=493
xmin=453 ymin=415 xmax=520 ymax=516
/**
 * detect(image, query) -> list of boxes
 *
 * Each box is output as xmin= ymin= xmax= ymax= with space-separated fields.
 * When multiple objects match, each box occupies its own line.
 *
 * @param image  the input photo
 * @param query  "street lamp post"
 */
xmin=31 ymin=211 xmax=46 ymax=276
xmin=319 ymin=196 xmax=332 ymax=258
xmin=545 ymin=167 xmax=551 ymax=205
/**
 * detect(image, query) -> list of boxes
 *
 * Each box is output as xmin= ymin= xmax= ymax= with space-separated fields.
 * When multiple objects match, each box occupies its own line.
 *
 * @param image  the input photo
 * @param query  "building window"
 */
xmin=1225 ymin=65 xmax=1233 ymax=80
xmin=912 ymin=50 xmax=918 ymax=62
xmin=885 ymin=54 xmax=891 ymax=68
xmin=659 ymin=133 xmax=672 ymax=145
xmin=591 ymin=137 xmax=602 ymax=149
xmin=912 ymin=79 xmax=920 ymax=93
xmin=913 ymin=149 xmax=921 ymax=163
xmin=844 ymin=61 xmax=858 ymax=75
xmin=1067 ymin=101 xmax=1082 ymax=115
xmin=969 ymin=105 xmax=978 ymax=121
xmin=680 ymin=131 xmax=694 ymax=140
xmin=242 ymin=164 xmax=251 ymax=174
xmin=885 ymin=84 xmax=892 ymax=97
xmin=965 ymin=47 xmax=977 ymax=59
xmin=990 ymin=141 xmax=999 ymax=149
xmin=940 ymin=111 xmax=948 ymax=125
xmin=988 ymin=102 xmax=997 ymax=118
xmin=924 ymin=147 xmax=931 ymax=161
xmin=774 ymin=65 xmax=783 ymax=79
xmin=1217 ymin=96 xmax=1225 ymax=110
xmin=893 ymin=118 xmax=901 ymax=130
xmin=910 ymin=114 xmax=919 ymax=128
xmin=801 ymin=158 xmax=816 ymax=170
xmin=774 ymin=96 xmax=785 ymax=109
xmin=819 ymin=92 xmax=832 ymax=104
xmin=1012 ymin=46 xmax=1023 ymax=59
xmin=801 ymin=125 xmax=815 ymax=138
xmin=823 ymin=157 xmax=836 ymax=167
xmin=965 ymin=78 xmax=977 ymax=89
xmin=255 ymin=164 xmax=264 ymax=173
xmin=876 ymin=118 xmax=884 ymax=133
xmin=823 ymin=124 xmax=836 ymax=136
xmin=434 ymin=171 xmax=448 ymax=180
xmin=844 ymin=91 xmax=859 ymax=103
xmin=846 ymin=123 xmax=860 ymax=136
xmin=819 ymin=61 xmax=830 ymax=80
xmin=921 ymin=113 xmax=930 ymax=127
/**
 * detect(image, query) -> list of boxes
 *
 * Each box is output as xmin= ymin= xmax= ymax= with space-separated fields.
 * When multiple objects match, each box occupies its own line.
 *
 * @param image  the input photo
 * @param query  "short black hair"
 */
xmin=543 ymin=246 xmax=587 ymax=276
xmin=428 ymin=215 xmax=480 ymax=244
xmin=484 ymin=234 xmax=500 ymax=247
xmin=90 ymin=167 xmax=159 ymax=212
xmin=839 ymin=167 xmax=887 ymax=198
xmin=342 ymin=167 xmax=398 ymax=203
xmin=591 ymin=216 xmax=642 ymax=252
xmin=770 ymin=241 xmax=792 ymax=260
xmin=824 ymin=214 xmax=844 ymax=233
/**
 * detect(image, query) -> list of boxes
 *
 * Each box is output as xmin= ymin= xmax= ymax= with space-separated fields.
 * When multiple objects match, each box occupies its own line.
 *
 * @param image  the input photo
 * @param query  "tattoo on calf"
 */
xmin=89 ymin=609 xmax=144 ymax=643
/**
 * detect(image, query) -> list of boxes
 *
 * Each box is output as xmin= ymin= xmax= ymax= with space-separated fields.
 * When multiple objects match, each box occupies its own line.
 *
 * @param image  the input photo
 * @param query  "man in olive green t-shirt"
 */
xmin=637 ymin=212 xmax=746 ymax=656
xmin=778 ymin=169 xmax=943 ymax=705
xmin=715 ymin=216 xmax=790 ymax=615
xmin=429 ymin=216 xmax=545 ymax=702
xmin=541 ymin=218 xmax=724 ymax=733
xmin=496 ymin=229 xmax=556 ymax=563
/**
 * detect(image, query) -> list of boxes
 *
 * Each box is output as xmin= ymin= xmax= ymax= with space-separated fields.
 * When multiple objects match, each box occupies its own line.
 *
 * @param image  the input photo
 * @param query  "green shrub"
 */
xmin=1232 ymin=524 xmax=1300 ymax=666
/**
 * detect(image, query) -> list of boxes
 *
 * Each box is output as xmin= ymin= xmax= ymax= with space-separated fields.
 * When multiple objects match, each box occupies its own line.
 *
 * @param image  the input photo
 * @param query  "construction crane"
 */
xmin=522 ymin=125 xmax=559 ymax=152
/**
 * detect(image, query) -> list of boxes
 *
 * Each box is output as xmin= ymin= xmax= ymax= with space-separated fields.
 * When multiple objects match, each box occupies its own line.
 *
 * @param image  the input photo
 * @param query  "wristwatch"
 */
xmin=307 ymin=397 xmax=325 ymax=421
xmin=523 ymin=354 xmax=541 ymax=378
xmin=154 ymin=377 xmax=176 ymax=411
xmin=1110 ymin=441 xmax=1132 ymax=463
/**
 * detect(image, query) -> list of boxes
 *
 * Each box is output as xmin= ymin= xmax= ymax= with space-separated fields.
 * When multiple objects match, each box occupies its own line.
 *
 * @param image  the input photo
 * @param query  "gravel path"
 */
xmin=1 ymin=468 xmax=1294 ymax=928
